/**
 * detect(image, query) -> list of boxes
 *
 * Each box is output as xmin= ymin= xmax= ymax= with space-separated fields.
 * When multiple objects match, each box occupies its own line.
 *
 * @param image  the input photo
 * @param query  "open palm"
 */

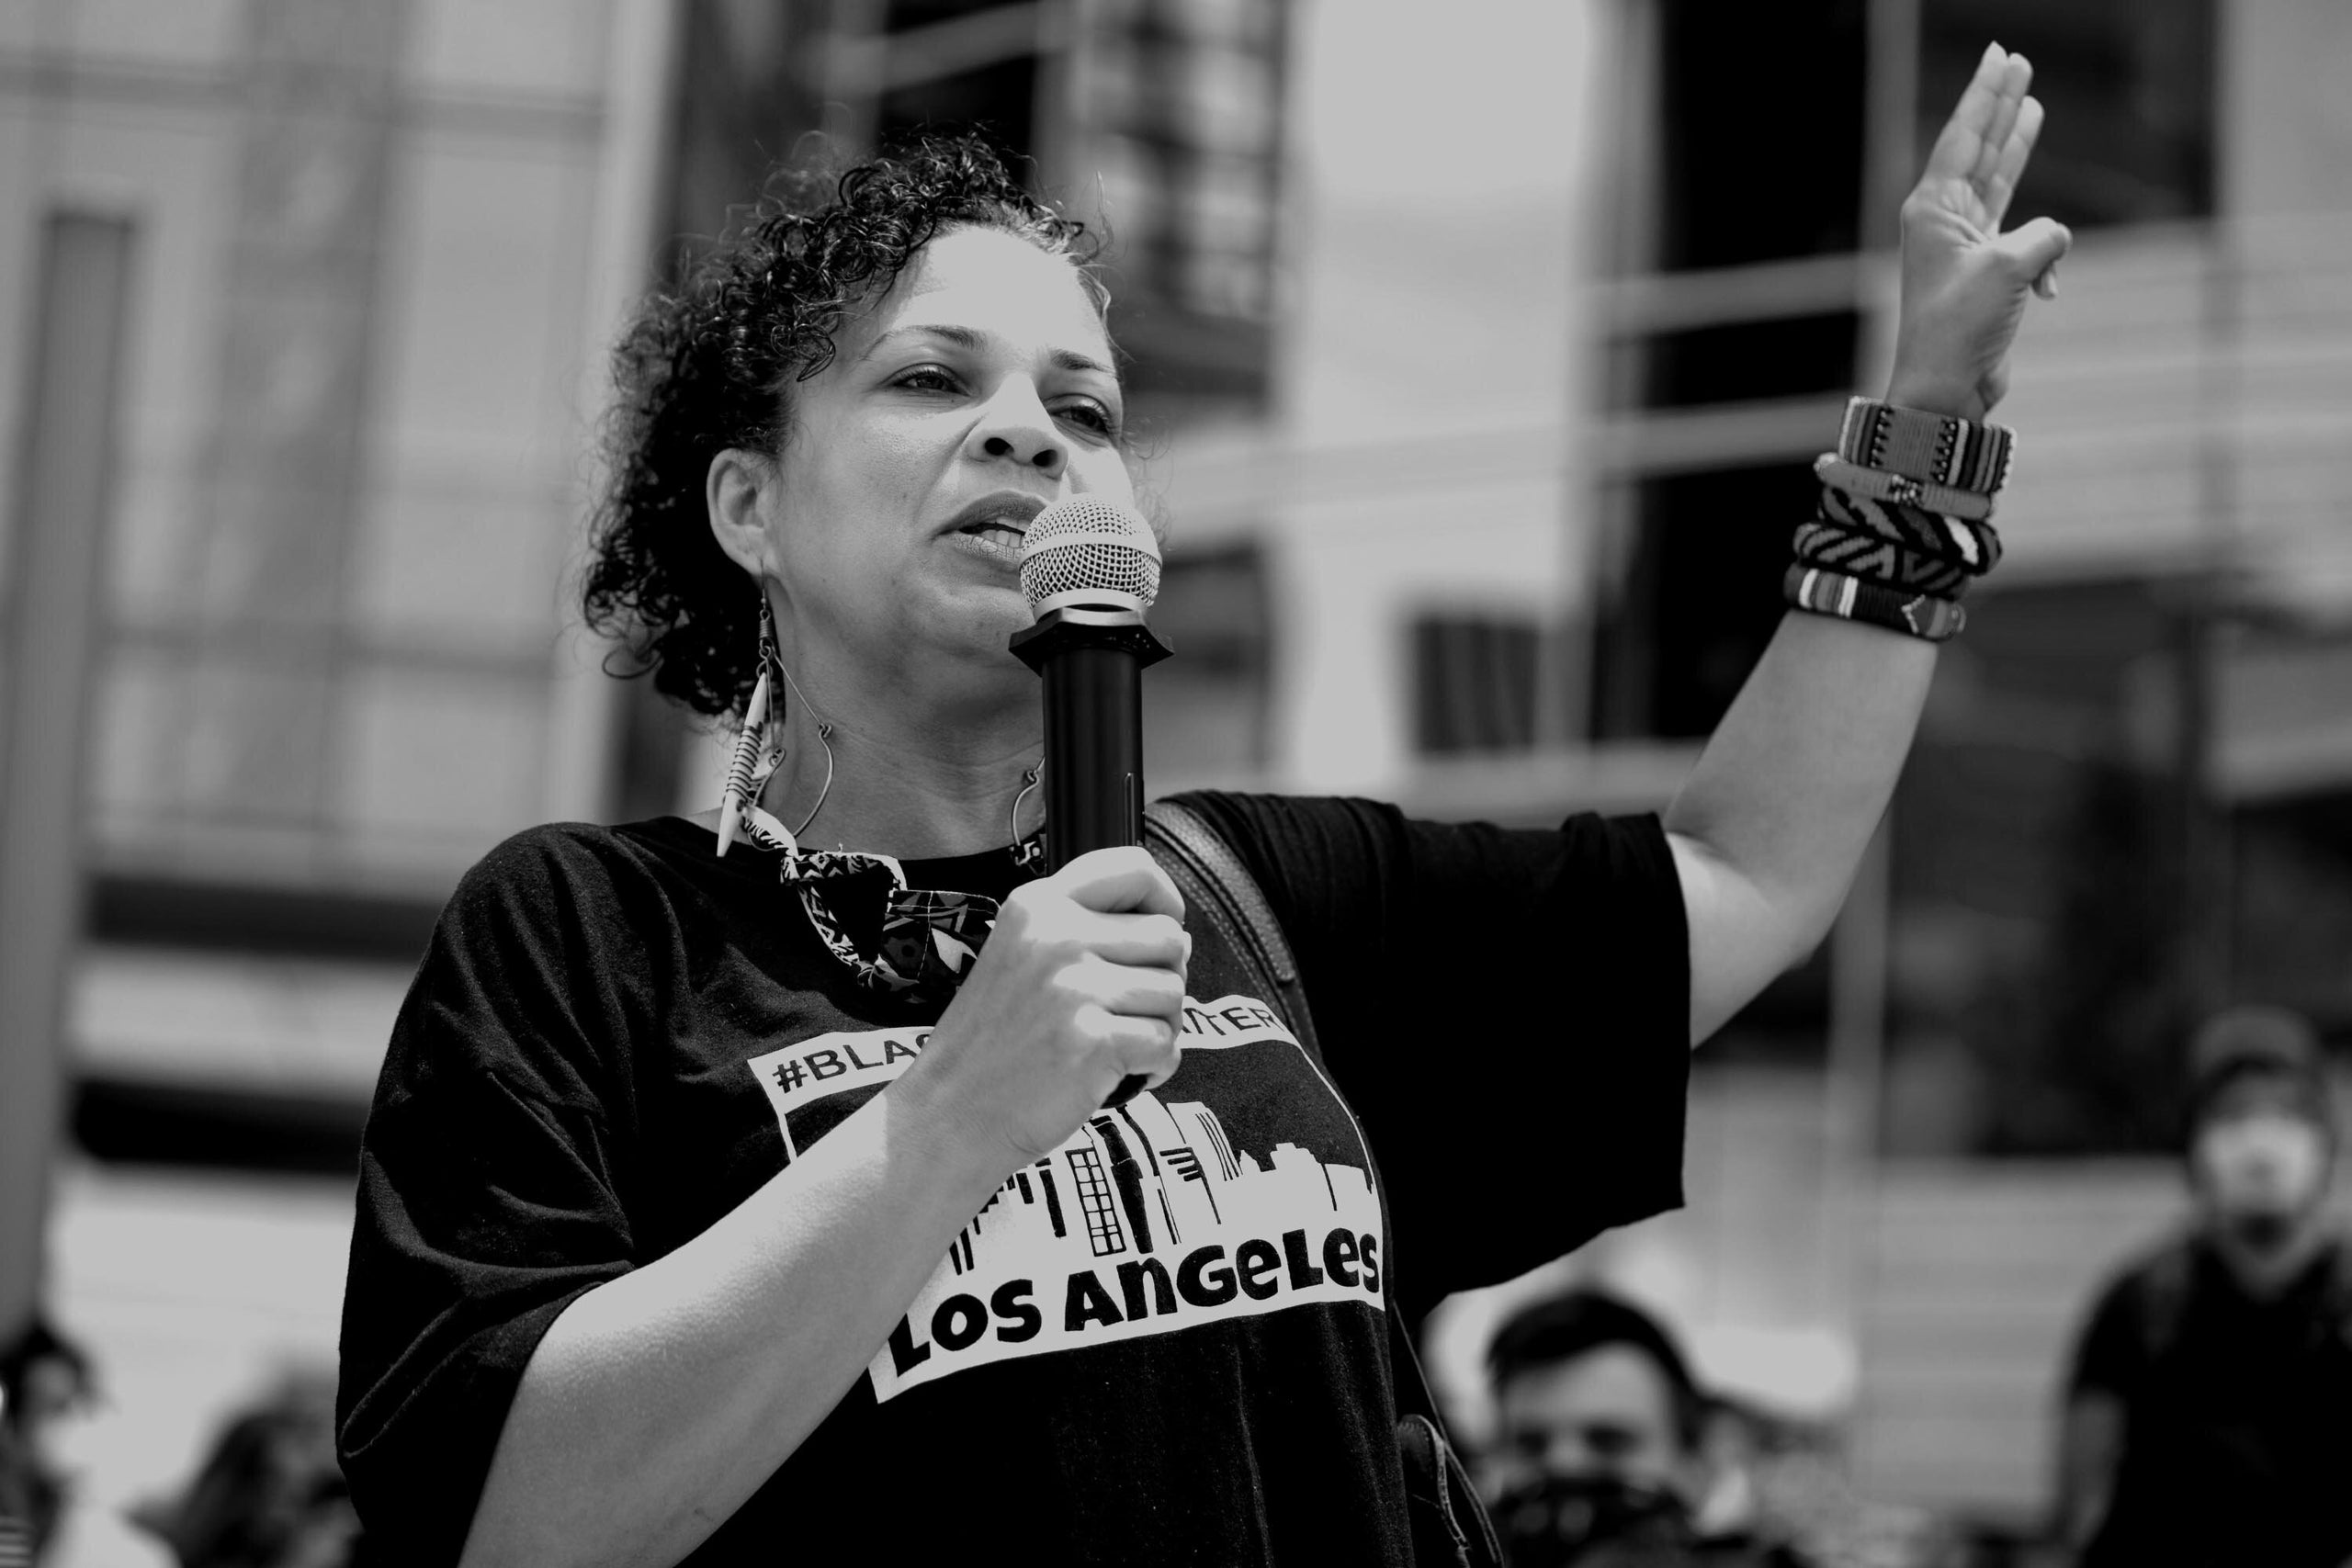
xmin=1890 ymin=43 xmax=2071 ymax=419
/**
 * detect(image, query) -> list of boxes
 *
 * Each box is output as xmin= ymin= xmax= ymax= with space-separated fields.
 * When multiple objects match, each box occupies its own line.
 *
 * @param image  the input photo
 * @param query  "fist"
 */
xmin=908 ymin=847 xmax=1190 ymax=1171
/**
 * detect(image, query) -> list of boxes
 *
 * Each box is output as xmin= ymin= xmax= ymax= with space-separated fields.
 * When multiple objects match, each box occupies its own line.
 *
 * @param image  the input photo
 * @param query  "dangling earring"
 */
xmin=1010 ymin=761 xmax=1046 ymax=872
xmin=716 ymin=598 xmax=786 ymax=856
xmin=789 ymin=704 xmax=836 ymax=838
xmin=759 ymin=632 xmax=833 ymax=837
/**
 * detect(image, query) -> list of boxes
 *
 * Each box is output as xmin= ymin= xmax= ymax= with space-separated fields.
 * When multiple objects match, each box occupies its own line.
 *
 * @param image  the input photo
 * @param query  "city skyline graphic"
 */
xmin=744 ymin=994 xmax=1388 ymax=1403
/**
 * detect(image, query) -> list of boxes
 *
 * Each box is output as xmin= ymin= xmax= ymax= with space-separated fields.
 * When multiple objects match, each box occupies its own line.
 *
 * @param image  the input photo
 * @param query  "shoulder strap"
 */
xmin=1142 ymin=800 xmax=1425 ymax=1407
xmin=1143 ymin=798 xmax=1320 ymax=1064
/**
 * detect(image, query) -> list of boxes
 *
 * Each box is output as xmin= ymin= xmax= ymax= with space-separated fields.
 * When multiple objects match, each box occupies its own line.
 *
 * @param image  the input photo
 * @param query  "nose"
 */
xmin=1544 ymin=1432 xmax=1597 ymax=1480
xmin=967 ymin=378 xmax=1067 ymax=480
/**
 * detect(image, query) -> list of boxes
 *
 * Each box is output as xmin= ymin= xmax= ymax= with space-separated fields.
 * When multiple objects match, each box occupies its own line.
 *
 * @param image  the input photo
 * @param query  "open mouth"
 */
xmin=947 ymin=492 xmax=1046 ymax=556
xmin=960 ymin=522 xmax=1027 ymax=551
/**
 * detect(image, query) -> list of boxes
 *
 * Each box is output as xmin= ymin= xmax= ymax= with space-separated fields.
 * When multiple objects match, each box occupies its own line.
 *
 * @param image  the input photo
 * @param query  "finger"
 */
xmin=1997 ymin=214 xmax=2073 ymax=282
xmin=1079 ymin=909 xmax=1190 ymax=969
xmin=1083 ymin=1006 xmax=1182 ymax=1087
xmin=1984 ymin=95 xmax=2045 ymax=229
xmin=2034 ymin=264 xmax=2059 ymax=300
xmin=1080 ymin=956 xmax=1186 ymax=1022
xmin=1973 ymin=55 xmax=2031 ymax=188
xmin=1920 ymin=42 xmax=2009 ymax=186
xmin=1052 ymin=846 xmax=1185 ymax=920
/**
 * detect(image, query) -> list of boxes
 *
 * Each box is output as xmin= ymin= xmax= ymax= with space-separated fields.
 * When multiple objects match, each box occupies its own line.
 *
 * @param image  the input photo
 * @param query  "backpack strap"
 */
xmin=1143 ymin=798 xmax=1501 ymax=1568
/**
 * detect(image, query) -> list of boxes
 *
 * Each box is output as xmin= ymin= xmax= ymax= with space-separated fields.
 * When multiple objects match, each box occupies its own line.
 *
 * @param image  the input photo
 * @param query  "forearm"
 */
xmin=458 ymin=1073 xmax=1009 ymax=1568
xmin=1663 ymin=362 xmax=1977 ymax=1041
xmin=1664 ymin=611 xmax=1935 ymax=1040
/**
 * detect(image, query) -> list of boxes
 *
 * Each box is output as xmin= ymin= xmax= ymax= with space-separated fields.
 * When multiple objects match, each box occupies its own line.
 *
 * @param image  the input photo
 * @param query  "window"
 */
xmin=1142 ymin=541 xmax=1273 ymax=785
xmin=1065 ymin=0 xmax=1290 ymax=423
xmin=1410 ymin=613 xmax=1544 ymax=757
xmin=1586 ymin=0 xmax=1869 ymax=744
xmin=1591 ymin=463 xmax=1823 ymax=742
xmin=1651 ymin=0 xmax=1868 ymax=274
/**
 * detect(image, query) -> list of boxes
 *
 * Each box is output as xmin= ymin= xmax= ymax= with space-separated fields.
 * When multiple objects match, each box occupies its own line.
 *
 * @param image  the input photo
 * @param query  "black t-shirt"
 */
xmin=336 ymin=792 xmax=1690 ymax=1565
xmin=2068 ymin=1233 xmax=2352 ymax=1568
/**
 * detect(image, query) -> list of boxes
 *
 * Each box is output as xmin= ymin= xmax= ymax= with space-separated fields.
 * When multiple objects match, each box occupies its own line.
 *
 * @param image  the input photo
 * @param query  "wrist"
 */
xmin=884 ymin=1052 xmax=1026 ymax=1201
xmin=1883 ymin=370 xmax=1983 ymax=421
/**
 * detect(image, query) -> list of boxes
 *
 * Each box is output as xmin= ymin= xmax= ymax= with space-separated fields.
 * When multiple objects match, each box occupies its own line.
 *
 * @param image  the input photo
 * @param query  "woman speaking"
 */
xmin=336 ymin=45 xmax=2067 ymax=1568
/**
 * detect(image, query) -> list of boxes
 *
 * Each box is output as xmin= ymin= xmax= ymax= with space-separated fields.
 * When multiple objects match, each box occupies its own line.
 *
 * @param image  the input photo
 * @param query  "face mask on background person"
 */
xmin=2192 ymin=1100 xmax=2331 ymax=1253
xmin=1489 ymin=1472 xmax=1702 ymax=1568
xmin=2180 ymin=1007 xmax=2336 ymax=1258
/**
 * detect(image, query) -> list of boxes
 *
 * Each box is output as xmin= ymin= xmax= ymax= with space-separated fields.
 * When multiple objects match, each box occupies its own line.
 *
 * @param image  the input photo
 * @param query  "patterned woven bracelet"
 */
xmin=1814 ymin=455 xmax=1997 ymax=522
xmin=1793 ymin=520 xmax=1973 ymax=599
xmin=1818 ymin=482 xmax=2004 ymax=574
xmin=1838 ymin=397 xmax=2015 ymax=495
xmin=1784 ymin=562 xmax=1967 ymax=643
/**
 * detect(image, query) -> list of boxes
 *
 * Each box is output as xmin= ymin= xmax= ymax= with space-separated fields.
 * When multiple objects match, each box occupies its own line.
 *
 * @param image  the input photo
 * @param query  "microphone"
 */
xmin=1010 ymin=496 xmax=1173 ymax=1107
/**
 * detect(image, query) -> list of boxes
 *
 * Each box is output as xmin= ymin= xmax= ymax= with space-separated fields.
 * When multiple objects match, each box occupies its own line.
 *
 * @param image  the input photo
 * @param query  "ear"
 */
xmin=707 ymin=446 xmax=777 ymax=579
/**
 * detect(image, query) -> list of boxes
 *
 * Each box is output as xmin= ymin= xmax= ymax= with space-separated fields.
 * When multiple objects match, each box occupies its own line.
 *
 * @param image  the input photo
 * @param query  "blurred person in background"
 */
xmin=2054 ymin=1005 xmax=2352 ymax=1568
xmin=0 ymin=1319 xmax=91 ymax=1562
xmin=335 ymin=45 xmax=2068 ymax=1568
xmin=0 ymin=1365 xmax=44 ymax=1568
xmin=0 ymin=1318 xmax=168 ymax=1568
xmin=1483 ymin=1288 xmax=1814 ymax=1568
xmin=132 ymin=1371 xmax=358 ymax=1568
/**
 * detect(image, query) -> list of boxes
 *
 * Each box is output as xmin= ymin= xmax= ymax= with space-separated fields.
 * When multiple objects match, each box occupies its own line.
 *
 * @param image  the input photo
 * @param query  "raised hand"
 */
xmin=1889 ymin=42 xmax=2072 ymax=419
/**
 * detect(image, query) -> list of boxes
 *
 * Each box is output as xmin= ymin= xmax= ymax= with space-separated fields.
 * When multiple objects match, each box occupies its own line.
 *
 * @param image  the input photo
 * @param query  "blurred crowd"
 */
xmin=0 ymin=1337 xmax=355 ymax=1568
xmin=1467 ymin=1004 xmax=2350 ymax=1568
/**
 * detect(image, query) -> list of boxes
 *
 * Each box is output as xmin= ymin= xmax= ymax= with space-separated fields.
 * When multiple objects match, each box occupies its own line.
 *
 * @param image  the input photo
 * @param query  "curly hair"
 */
xmin=582 ymin=134 xmax=1101 ymax=718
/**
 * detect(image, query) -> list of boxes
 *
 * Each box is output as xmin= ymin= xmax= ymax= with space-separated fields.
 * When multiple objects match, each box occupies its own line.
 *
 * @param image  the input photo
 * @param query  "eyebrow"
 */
xmin=862 ymin=322 xmax=1114 ymax=378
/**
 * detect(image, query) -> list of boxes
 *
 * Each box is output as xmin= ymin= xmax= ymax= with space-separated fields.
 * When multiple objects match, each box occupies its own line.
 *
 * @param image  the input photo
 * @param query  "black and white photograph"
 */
xmin=1 ymin=2 xmax=2347 ymax=1565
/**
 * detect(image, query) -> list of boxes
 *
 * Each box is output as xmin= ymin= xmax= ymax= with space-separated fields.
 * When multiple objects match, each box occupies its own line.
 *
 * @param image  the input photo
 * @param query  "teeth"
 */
xmin=973 ymin=525 xmax=1024 ymax=549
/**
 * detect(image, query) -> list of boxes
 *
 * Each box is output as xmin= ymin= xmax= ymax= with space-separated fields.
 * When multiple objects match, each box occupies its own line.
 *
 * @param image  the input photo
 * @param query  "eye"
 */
xmin=1054 ymin=396 xmax=1121 ymax=440
xmin=892 ymin=364 xmax=964 ymax=395
xmin=1585 ymin=1424 xmax=1642 ymax=1460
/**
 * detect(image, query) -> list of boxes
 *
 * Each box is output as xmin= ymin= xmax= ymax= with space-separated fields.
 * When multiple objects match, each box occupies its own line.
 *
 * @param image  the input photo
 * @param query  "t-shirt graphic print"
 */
xmin=746 ymin=992 xmax=1385 ymax=1402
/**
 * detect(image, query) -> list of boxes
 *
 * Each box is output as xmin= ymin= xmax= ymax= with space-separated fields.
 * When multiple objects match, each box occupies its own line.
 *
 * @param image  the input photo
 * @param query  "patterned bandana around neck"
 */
xmin=730 ymin=801 xmax=1045 ymax=1009
xmin=720 ymin=604 xmax=1048 ymax=1008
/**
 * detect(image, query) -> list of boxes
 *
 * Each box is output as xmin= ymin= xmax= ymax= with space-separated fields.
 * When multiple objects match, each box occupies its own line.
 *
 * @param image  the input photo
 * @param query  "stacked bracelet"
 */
xmin=1814 ymin=456 xmax=1997 ymax=522
xmin=1785 ymin=401 xmax=2015 ymax=643
xmin=1785 ymin=564 xmax=1967 ymax=643
xmin=1836 ymin=396 xmax=2015 ymax=495
xmin=1817 ymin=482 xmax=2004 ymax=574
xmin=1793 ymin=519 xmax=1973 ymax=599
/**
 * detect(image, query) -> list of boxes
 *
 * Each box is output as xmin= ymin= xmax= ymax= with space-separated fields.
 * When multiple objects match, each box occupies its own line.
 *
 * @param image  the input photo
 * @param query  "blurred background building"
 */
xmin=2 ymin=0 xmax=2349 ymax=1554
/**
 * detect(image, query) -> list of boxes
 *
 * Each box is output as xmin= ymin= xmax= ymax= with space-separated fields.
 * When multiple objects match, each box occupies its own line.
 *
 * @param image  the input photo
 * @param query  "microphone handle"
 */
xmin=1012 ymin=607 xmax=1173 ymax=1110
xmin=1039 ymin=643 xmax=1151 ymax=1108
xmin=1038 ymin=643 xmax=1147 ymax=873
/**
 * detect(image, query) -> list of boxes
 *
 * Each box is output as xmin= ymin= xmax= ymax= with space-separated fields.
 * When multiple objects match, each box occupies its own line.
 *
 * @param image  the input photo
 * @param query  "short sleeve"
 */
xmin=1168 ymin=794 xmax=1690 ymax=1313
xmin=335 ymin=828 xmax=655 ymax=1566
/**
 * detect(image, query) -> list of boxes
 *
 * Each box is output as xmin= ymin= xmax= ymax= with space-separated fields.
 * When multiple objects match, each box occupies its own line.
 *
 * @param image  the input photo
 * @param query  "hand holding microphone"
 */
xmin=918 ymin=847 xmax=1189 ymax=1168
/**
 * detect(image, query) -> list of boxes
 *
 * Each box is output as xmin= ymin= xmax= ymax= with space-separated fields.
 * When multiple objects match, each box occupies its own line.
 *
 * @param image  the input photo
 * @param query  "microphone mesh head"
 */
xmin=1019 ymin=495 xmax=1160 ymax=612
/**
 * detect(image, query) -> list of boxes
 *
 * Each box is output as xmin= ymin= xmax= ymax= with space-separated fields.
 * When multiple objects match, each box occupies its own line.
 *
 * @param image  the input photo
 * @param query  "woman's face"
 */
xmin=737 ymin=224 xmax=1134 ymax=704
